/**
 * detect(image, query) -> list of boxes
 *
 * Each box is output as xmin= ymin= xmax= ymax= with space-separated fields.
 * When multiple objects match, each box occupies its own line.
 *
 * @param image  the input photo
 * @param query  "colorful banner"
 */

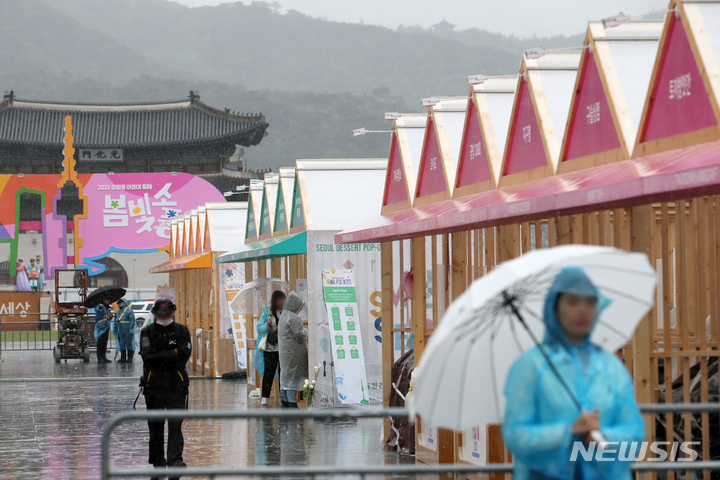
xmin=0 ymin=172 xmax=225 ymax=277
xmin=220 ymin=262 xmax=246 ymax=370
xmin=322 ymin=269 xmax=369 ymax=405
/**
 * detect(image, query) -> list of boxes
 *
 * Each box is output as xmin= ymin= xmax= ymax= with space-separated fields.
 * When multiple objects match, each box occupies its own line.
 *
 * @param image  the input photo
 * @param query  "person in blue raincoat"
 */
xmin=255 ymin=291 xmax=286 ymax=406
xmin=113 ymin=298 xmax=137 ymax=363
xmin=502 ymin=267 xmax=645 ymax=480
xmin=94 ymin=296 xmax=114 ymax=364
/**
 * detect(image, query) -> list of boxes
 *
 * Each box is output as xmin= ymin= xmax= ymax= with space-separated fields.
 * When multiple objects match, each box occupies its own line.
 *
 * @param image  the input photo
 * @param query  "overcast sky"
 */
xmin=171 ymin=0 xmax=667 ymax=37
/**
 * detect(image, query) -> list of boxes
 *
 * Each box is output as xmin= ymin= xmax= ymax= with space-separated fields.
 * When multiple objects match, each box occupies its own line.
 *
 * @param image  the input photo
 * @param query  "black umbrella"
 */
xmin=84 ymin=286 xmax=126 ymax=309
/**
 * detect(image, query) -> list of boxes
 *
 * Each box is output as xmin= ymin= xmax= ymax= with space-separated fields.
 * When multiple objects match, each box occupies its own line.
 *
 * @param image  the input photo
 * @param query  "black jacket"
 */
xmin=140 ymin=320 xmax=191 ymax=393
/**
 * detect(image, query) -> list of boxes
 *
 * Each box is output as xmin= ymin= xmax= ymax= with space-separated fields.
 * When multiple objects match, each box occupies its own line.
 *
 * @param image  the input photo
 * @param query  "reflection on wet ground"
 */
xmin=0 ymin=352 xmax=414 ymax=479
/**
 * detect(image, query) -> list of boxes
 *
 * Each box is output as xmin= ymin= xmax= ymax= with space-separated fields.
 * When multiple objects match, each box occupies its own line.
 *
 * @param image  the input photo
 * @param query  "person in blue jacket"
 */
xmin=255 ymin=291 xmax=286 ymax=406
xmin=113 ymin=298 xmax=137 ymax=363
xmin=502 ymin=267 xmax=645 ymax=480
xmin=93 ymin=296 xmax=114 ymax=364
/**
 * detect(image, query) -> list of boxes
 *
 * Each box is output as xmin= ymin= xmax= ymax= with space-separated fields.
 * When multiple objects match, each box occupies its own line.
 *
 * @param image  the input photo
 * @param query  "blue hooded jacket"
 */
xmin=254 ymin=307 xmax=280 ymax=378
xmin=113 ymin=298 xmax=137 ymax=351
xmin=502 ymin=267 xmax=645 ymax=480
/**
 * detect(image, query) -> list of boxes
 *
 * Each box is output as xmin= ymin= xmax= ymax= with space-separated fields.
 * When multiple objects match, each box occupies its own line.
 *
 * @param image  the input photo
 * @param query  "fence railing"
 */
xmin=101 ymin=404 xmax=720 ymax=480
xmin=0 ymin=313 xmax=115 ymax=351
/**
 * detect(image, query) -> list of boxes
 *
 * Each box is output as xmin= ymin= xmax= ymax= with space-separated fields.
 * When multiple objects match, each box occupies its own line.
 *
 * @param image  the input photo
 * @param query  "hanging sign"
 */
xmin=322 ymin=269 xmax=369 ymax=405
xmin=79 ymin=149 xmax=124 ymax=162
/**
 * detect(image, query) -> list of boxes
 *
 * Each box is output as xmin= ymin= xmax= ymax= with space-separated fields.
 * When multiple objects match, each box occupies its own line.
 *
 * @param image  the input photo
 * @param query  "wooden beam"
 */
xmin=630 ymin=204 xmax=655 ymax=443
xmin=289 ymin=255 xmax=298 ymax=292
xmin=381 ymin=242 xmax=393 ymax=445
xmin=556 ymin=216 xmax=573 ymax=245
xmin=451 ymin=232 xmax=468 ymax=301
xmin=412 ymin=237 xmax=427 ymax=361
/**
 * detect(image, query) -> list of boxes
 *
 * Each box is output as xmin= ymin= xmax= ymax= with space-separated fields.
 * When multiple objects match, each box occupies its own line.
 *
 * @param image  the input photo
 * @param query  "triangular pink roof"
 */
xmin=634 ymin=0 xmax=720 ymax=156
xmin=381 ymin=114 xmax=427 ymax=213
xmin=454 ymin=78 xmax=516 ymax=198
xmin=499 ymin=51 xmax=580 ymax=187
xmin=414 ymin=99 xmax=468 ymax=206
xmin=559 ymin=20 xmax=661 ymax=174
xmin=557 ymin=20 xmax=663 ymax=173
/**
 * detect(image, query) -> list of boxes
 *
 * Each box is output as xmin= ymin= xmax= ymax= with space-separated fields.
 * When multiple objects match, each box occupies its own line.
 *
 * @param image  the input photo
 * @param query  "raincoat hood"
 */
xmin=284 ymin=291 xmax=304 ymax=314
xmin=118 ymin=298 xmax=127 ymax=307
xmin=542 ymin=267 xmax=610 ymax=348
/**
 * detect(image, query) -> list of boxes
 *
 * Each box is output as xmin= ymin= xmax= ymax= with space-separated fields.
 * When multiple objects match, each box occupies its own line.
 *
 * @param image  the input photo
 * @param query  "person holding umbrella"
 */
xmin=410 ymin=246 xmax=657 ymax=480
xmin=113 ymin=298 xmax=136 ymax=363
xmin=139 ymin=297 xmax=191 ymax=479
xmin=85 ymin=286 xmax=127 ymax=364
xmin=502 ymin=267 xmax=644 ymax=479
xmin=94 ymin=296 xmax=114 ymax=364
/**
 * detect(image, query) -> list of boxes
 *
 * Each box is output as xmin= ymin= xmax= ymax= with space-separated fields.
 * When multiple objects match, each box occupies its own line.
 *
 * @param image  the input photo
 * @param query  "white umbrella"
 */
xmin=411 ymin=245 xmax=656 ymax=431
xmin=230 ymin=278 xmax=290 ymax=315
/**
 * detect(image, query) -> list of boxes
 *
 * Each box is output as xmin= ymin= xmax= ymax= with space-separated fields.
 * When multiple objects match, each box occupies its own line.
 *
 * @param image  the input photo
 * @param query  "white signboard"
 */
xmin=220 ymin=263 xmax=246 ymax=370
xmin=322 ymin=269 xmax=369 ymax=405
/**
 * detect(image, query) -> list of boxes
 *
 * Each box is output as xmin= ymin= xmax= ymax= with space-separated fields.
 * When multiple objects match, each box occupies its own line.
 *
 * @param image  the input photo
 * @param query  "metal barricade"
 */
xmin=101 ymin=404 xmax=720 ymax=480
xmin=0 ymin=313 xmax=116 ymax=351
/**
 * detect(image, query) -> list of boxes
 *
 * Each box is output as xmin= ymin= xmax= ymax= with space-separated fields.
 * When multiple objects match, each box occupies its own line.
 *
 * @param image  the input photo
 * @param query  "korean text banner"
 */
xmin=0 ymin=172 xmax=226 ymax=276
xmin=79 ymin=173 xmax=225 ymax=272
xmin=322 ymin=269 xmax=370 ymax=405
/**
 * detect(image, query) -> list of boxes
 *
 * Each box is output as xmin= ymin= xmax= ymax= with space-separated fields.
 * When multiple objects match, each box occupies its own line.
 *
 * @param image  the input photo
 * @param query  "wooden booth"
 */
xmin=217 ymin=159 xmax=387 ymax=407
xmin=337 ymin=1 xmax=720 ymax=476
xmin=150 ymin=202 xmax=248 ymax=377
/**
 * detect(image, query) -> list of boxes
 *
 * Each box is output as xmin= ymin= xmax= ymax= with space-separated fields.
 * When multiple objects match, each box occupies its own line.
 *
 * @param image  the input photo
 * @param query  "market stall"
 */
xmin=339 ymin=0 xmax=720 ymax=473
xmin=217 ymin=158 xmax=387 ymax=407
xmin=151 ymin=202 xmax=249 ymax=377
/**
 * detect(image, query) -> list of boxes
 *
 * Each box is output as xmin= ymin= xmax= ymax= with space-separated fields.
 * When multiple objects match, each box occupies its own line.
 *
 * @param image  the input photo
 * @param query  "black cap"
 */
xmin=151 ymin=296 xmax=176 ymax=316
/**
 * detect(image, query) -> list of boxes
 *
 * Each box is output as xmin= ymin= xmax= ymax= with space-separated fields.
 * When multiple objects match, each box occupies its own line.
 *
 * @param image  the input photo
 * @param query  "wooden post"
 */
xmin=244 ymin=262 xmax=254 ymax=386
xmin=630 ymin=205 xmax=655 ymax=443
xmin=451 ymin=232 xmax=468 ymax=301
xmin=489 ymin=224 xmax=519 ymax=479
xmin=556 ymin=216 xmax=573 ymax=245
xmin=271 ymin=257 xmax=281 ymax=279
xmin=381 ymin=242 xmax=393 ymax=445
xmin=289 ymin=255 xmax=298 ymax=292
xmin=412 ymin=237 xmax=427 ymax=361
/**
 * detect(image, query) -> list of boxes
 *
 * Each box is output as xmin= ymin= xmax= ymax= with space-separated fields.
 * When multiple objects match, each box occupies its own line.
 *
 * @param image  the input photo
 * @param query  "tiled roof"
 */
xmin=0 ymin=93 xmax=268 ymax=148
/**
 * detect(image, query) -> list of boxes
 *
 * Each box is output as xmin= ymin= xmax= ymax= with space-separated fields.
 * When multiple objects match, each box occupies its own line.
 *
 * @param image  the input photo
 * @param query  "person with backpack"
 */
xmin=255 ymin=291 xmax=286 ymax=406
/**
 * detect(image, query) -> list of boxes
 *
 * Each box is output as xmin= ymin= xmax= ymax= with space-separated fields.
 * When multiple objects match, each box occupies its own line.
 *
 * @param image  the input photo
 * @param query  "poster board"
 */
xmin=219 ymin=263 xmax=247 ymax=370
xmin=155 ymin=285 xmax=175 ymax=302
xmin=306 ymin=231 xmax=383 ymax=408
xmin=322 ymin=269 xmax=369 ymax=405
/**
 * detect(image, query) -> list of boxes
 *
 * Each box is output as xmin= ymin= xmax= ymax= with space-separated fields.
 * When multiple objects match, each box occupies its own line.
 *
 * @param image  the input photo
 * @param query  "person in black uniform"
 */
xmin=140 ymin=297 xmax=191 ymax=480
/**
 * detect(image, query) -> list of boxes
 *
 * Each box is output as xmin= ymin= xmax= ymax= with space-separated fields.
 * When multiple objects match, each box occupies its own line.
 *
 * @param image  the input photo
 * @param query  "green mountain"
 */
xmin=0 ymin=0 xmax=582 ymax=170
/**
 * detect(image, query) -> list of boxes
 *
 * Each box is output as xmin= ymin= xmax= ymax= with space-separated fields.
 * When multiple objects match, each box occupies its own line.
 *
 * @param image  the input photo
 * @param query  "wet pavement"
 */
xmin=0 ymin=351 xmax=414 ymax=479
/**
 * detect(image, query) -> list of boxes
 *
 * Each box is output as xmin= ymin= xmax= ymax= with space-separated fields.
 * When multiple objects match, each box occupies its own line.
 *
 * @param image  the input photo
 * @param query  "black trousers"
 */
xmin=145 ymin=390 xmax=188 ymax=468
xmin=262 ymin=351 xmax=280 ymax=398
xmin=96 ymin=329 xmax=109 ymax=361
